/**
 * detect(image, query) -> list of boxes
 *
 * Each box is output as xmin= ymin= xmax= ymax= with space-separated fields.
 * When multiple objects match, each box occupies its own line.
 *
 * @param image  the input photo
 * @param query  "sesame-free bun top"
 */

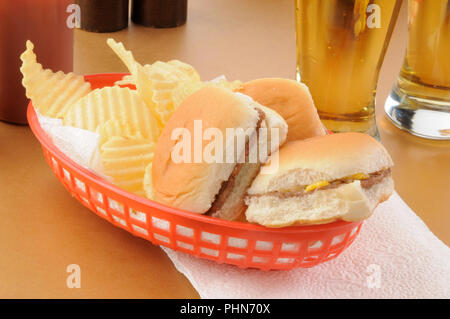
xmin=236 ymin=78 xmax=325 ymax=142
xmin=153 ymin=87 xmax=260 ymax=213
xmin=247 ymin=132 xmax=394 ymax=195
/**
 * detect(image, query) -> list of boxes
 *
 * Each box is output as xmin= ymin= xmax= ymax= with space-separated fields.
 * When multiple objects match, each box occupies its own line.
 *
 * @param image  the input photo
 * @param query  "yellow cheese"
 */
xmin=349 ymin=173 xmax=369 ymax=180
xmin=281 ymin=173 xmax=369 ymax=195
xmin=305 ymin=180 xmax=330 ymax=192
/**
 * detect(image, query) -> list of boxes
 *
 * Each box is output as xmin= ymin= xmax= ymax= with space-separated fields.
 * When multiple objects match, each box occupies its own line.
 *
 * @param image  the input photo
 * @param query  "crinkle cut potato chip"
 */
xmin=100 ymin=136 xmax=155 ymax=197
xmin=115 ymin=74 xmax=135 ymax=86
xmin=63 ymin=86 xmax=160 ymax=143
xmin=20 ymin=40 xmax=91 ymax=118
xmin=107 ymin=38 xmax=202 ymax=126
xmin=114 ymin=61 xmax=200 ymax=86
xmin=106 ymin=38 xmax=139 ymax=74
xmin=98 ymin=119 xmax=144 ymax=147
xmin=108 ymin=37 xmax=200 ymax=87
xmin=150 ymin=61 xmax=200 ymax=83
xmin=143 ymin=163 xmax=154 ymax=200
xmin=167 ymin=60 xmax=201 ymax=82
xmin=171 ymin=78 xmax=243 ymax=108
xmin=171 ymin=81 xmax=205 ymax=109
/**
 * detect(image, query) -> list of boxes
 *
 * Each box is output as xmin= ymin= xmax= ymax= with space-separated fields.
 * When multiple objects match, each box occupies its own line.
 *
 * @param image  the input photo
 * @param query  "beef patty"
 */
xmin=249 ymin=168 xmax=392 ymax=199
xmin=207 ymin=108 xmax=266 ymax=216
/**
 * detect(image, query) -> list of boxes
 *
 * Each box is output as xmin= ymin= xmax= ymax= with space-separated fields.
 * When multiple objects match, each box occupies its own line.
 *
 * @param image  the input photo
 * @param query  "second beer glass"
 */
xmin=385 ymin=0 xmax=450 ymax=140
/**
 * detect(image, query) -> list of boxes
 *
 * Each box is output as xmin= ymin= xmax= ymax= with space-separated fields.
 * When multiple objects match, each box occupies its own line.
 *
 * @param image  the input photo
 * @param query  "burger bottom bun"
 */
xmin=245 ymin=176 xmax=394 ymax=227
xmin=212 ymin=162 xmax=261 ymax=221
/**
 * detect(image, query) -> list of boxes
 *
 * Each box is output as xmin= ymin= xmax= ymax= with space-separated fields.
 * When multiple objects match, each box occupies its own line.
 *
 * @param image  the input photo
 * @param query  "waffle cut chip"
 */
xmin=20 ymin=41 xmax=92 ymax=118
xmin=63 ymin=86 xmax=160 ymax=143
xmin=100 ymin=136 xmax=155 ymax=196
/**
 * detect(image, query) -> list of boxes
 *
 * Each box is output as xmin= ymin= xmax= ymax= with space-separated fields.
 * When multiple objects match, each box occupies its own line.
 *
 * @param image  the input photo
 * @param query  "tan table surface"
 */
xmin=1 ymin=0 xmax=449 ymax=299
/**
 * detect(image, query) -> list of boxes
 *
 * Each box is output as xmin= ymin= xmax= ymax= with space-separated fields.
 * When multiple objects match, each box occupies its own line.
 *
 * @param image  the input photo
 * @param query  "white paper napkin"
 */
xmin=37 ymin=111 xmax=111 ymax=182
xmin=163 ymin=192 xmax=450 ymax=299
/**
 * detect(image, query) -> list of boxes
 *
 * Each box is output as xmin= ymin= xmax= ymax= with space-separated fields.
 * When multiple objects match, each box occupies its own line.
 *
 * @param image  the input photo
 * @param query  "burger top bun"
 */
xmin=236 ymin=78 xmax=325 ymax=142
xmin=152 ymin=87 xmax=259 ymax=213
xmin=247 ymin=132 xmax=393 ymax=195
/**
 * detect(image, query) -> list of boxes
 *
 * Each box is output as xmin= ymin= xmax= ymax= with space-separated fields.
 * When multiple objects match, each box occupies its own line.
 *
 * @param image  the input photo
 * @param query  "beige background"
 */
xmin=1 ymin=0 xmax=449 ymax=298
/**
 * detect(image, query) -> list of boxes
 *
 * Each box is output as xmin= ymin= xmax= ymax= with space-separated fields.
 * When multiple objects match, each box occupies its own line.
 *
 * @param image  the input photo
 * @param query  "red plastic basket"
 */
xmin=27 ymin=73 xmax=363 ymax=270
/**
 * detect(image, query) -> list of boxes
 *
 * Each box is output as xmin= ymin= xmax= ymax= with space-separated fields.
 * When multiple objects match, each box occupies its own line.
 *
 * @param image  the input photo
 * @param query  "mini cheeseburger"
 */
xmin=152 ymin=87 xmax=288 ymax=220
xmin=236 ymin=78 xmax=326 ymax=142
xmin=245 ymin=133 xmax=394 ymax=227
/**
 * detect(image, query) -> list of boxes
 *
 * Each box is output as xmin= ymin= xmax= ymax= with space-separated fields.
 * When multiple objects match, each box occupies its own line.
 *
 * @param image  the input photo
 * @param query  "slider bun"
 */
xmin=245 ymin=133 xmax=394 ymax=227
xmin=247 ymin=132 xmax=394 ymax=195
xmin=152 ymin=87 xmax=259 ymax=213
xmin=236 ymin=78 xmax=325 ymax=142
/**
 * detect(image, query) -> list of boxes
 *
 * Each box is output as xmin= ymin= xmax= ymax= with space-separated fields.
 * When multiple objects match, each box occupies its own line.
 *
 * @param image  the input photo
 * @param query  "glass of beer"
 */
xmin=385 ymin=0 xmax=450 ymax=140
xmin=295 ymin=0 xmax=402 ymax=137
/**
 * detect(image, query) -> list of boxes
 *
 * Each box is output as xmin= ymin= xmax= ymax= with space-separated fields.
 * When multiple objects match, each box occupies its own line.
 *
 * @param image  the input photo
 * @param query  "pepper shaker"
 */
xmin=132 ymin=0 xmax=187 ymax=28
xmin=76 ymin=0 xmax=129 ymax=33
